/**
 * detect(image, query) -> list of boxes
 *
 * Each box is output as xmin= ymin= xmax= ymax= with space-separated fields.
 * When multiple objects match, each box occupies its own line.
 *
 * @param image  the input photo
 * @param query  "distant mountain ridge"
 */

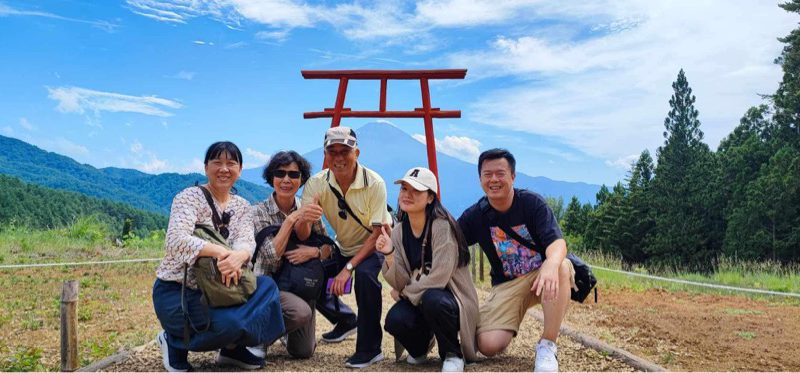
xmin=241 ymin=122 xmax=599 ymax=216
xmin=0 ymin=135 xmax=272 ymax=215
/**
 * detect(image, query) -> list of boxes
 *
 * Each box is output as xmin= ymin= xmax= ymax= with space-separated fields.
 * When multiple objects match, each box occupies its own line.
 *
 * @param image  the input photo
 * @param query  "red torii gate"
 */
xmin=302 ymin=69 xmax=467 ymax=195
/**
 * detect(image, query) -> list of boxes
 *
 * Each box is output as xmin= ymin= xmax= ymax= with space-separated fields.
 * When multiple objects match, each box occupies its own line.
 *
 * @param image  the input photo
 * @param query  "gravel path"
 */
xmin=105 ymin=287 xmax=634 ymax=372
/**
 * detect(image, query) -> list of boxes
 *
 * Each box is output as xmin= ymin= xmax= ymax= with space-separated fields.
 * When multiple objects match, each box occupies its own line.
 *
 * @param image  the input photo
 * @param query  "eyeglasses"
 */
xmin=337 ymin=199 xmax=348 ymax=220
xmin=219 ymin=211 xmax=231 ymax=239
xmin=274 ymin=170 xmax=301 ymax=179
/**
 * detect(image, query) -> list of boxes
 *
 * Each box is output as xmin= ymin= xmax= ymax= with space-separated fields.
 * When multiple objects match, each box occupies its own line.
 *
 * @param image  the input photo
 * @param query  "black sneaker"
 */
xmin=345 ymin=351 xmax=384 ymax=369
xmin=156 ymin=331 xmax=192 ymax=372
xmin=216 ymin=345 xmax=265 ymax=370
xmin=321 ymin=320 xmax=357 ymax=343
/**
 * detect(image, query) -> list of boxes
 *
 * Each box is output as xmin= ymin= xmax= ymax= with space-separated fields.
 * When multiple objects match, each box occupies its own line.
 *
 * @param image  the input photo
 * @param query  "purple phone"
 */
xmin=326 ymin=277 xmax=353 ymax=294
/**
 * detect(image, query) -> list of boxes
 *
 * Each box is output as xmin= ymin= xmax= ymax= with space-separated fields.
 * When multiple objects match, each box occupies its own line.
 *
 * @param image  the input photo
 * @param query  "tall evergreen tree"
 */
xmin=563 ymin=196 xmax=587 ymax=236
xmin=616 ymin=150 xmax=655 ymax=263
xmin=773 ymin=0 xmax=800 ymax=144
xmin=648 ymin=70 xmax=722 ymax=269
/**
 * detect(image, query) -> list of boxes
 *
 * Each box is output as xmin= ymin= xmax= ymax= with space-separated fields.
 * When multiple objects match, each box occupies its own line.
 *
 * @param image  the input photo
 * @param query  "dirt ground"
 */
xmin=105 ymin=287 xmax=633 ymax=372
xmin=565 ymin=287 xmax=800 ymax=371
xmin=3 ymin=264 xmax=799 ymax=371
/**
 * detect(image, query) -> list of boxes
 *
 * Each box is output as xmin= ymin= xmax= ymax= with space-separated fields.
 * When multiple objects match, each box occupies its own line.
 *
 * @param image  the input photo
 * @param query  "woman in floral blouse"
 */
xmin=152 ymin=141 xmax=284 ymax=372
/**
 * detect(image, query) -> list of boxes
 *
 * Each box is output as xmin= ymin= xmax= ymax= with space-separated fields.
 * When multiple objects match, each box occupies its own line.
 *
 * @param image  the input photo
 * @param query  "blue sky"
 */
xmin=0 ymin=0 xmax=795 ymax=186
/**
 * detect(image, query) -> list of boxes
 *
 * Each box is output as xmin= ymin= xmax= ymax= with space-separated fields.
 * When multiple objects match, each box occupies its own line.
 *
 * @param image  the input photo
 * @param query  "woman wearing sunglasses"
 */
xmin=153 ymin=141 xmax=284 ymax=372
xmin=251 ymin=150 xmax=329 ymax=359
xmin=376 ymin=167 xmax=479 ymax=372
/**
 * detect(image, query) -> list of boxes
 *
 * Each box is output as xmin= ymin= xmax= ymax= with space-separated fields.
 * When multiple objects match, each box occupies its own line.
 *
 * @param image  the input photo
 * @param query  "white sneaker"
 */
xmin=406 ymin=354 xmax=428 ymax=365
xmin=441 ymin=353 xmax=464 ymax=372
xmin=534 ymin=339 xmax=558 ymax=372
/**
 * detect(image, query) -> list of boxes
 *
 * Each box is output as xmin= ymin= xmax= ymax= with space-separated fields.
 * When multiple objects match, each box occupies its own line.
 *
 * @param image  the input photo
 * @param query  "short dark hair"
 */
xmin=478 ymin=148 xmax=516 ymax=175
xmin=262 ymin=150 xmax=312 ymax=187
xmin=204 ymin=141 xmax=243 ymax=166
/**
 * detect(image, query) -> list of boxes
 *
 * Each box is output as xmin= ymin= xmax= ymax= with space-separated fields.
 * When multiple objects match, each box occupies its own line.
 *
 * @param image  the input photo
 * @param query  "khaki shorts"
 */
xmin=478 ymin=259 xmax=576 ymax=334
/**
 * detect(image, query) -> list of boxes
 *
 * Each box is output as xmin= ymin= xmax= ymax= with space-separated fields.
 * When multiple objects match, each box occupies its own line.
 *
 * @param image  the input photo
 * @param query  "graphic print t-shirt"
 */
xmin=489 ymin=224 xmax=543 ymax=278
xmin=458 ymin=189 xmax=563 ymax=286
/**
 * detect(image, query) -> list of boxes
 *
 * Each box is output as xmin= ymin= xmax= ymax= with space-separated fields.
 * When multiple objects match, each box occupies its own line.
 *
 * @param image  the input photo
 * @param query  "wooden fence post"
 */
xmin=61 ymin=280 xmax=79 ymax=372
xmin=479 ymin=250 xmax=485 ymax=282
xmin=471 ymin=246 xmax=476 ymax=279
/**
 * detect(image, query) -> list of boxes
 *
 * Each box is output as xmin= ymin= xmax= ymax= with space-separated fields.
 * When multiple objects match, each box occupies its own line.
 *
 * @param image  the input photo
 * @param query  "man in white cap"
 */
xmin=299 ymin=126 xmax=391 ymax=368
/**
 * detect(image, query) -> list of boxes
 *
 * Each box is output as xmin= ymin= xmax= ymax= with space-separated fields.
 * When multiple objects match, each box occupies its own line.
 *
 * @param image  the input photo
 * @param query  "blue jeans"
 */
xmin=153 ymin=276 xmax=285 ymax=352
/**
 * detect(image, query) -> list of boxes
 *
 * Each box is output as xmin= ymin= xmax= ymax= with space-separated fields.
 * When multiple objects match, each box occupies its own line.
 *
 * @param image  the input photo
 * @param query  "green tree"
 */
xmin=562 ymin=196 xmax=588 ymax=236
xmin=773 ymin=0 xmax=800 ymax=145
xmin=648 ymin=69 xmax=722 ymax=269
xmin=725 ymin=147 xmax=800 ymax=261
xmin=614 ymin=150 xmax=655 ymax=263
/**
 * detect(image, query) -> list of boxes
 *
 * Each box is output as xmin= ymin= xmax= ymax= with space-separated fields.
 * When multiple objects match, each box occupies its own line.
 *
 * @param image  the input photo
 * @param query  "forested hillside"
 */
xmin=0 ymin=174 xmax=166 ymax=235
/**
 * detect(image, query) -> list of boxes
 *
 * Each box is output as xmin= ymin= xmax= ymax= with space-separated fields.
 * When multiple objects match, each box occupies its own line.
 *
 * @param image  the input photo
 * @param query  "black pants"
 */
xmin=384 ymin=288 xmax=462 ymax=360
xmin=317 ymin=249 xmax=384 ymax=356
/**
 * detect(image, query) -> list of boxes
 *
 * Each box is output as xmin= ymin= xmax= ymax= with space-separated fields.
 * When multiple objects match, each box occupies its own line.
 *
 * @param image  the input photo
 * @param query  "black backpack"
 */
xmin=254 ymin=226 xmax=333 ymax=302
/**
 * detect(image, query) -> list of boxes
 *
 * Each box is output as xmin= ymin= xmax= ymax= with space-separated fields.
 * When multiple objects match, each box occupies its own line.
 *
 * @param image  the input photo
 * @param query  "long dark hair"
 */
xmin=397 ymin=192 xmax=470 ymax=268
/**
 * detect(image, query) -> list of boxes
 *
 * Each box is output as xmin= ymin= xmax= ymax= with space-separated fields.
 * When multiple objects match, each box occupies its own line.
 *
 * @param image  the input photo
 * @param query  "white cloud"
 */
xmin=1 ymin=126 xmax=13 ymax=136
xmin=453 ymin=1 xmax=795 ymax=161
xmin=246 ymin=148 xmax=271 ymax=165
xmin=225 ymin=41 xmax=248 ymax=49
xmin=193 ymin=40 xmax=214 ymax=45
xmin=605 ymin=154 xmax=639 ymax=170
xmin=169 ymin=70 xmax=196 ymax=80
xmin=130 ymin=140 xmax=143 ymax=154
xmin=46 ymin=86 xmax=183 ymax=117
xmin=181 ymin=158 xmax=206 ymax=174
xmin=0 ymin=3 xmax=118 ymax=32
xmin=255 ymin=30 xmax=290 ymax=43
xmin=413 ymin=133 xmax=482 ymax=163
xmin=18 ymin=118 xmax=35 ymax=131
xmin=141 ymin=156 xmax=169 ymax=173
xmin=50 ymin=138 xmax=90 ymax=158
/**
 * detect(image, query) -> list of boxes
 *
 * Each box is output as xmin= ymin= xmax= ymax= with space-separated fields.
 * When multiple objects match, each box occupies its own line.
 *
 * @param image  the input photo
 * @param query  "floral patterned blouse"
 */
xmin=156 ymin=186 xmax=255 ymax=288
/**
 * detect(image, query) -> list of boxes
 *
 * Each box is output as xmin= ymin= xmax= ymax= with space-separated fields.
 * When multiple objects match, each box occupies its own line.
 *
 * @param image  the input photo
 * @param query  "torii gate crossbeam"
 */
xmin=302 ymin=69 xmax=467 ymax=196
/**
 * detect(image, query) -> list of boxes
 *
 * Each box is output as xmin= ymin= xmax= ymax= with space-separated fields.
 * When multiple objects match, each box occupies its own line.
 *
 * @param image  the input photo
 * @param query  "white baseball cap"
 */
xmin=394 ymin=167 xmax=438 ymax=195
xmin=324 ymin=126 xmax=358 ymax=148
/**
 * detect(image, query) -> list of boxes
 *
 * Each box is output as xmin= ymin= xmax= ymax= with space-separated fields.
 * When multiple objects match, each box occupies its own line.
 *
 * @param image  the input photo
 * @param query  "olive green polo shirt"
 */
xmin=301 ymin=163 xmax=390 ymax=257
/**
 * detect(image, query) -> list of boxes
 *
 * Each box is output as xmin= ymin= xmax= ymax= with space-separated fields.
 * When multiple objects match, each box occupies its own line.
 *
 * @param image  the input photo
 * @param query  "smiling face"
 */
xmin=205 ymin=151 xmax=241 ymax=192
xmin=480 ymin=157 xmax=515 ymax=204
xmin=273 ymin=162 xmax=302 ymax=200
xmin=398 ymin=181 xmax=434 ymax=214
xmin=325 ymin=143 xmax=359 ymax=180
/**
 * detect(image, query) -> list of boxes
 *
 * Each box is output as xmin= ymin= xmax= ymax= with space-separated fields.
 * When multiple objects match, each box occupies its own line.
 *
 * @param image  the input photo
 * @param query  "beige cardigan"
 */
xmin=382 ymin=217 xmax=480 ymax=362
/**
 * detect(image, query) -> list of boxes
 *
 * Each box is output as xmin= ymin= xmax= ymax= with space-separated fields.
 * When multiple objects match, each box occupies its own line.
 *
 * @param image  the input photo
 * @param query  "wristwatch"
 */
xmin=345 ymin=262 xmax=354 ymax=272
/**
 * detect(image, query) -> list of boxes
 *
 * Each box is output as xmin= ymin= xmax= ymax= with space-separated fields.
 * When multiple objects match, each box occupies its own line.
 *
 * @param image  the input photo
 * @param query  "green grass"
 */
xmin=0 ymin=218 xmax=164 ymax=265
xmin=736 ymin=331 xmax=756 ymax=340
xmin=569 ymin=248 xmax=800 ymax=303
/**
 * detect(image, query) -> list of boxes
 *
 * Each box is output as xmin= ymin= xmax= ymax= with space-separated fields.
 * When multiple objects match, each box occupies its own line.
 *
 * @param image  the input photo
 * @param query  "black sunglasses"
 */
xmin=337 ymin=199 xmax=348 ymax=220
xmin=219 ymin=211 xmax=232 ymax=239
xmin=274 ymin=170 xmax=302 ymax=179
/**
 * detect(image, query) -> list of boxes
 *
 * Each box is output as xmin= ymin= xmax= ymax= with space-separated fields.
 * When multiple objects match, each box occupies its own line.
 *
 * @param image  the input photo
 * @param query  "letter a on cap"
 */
xmin=409 ymin=169 xmax=420 ymax=178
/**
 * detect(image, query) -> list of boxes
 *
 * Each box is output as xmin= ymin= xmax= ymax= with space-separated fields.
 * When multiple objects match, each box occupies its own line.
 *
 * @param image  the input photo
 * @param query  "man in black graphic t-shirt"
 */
xmin=458 ymin=149 xmax=576 ymax=372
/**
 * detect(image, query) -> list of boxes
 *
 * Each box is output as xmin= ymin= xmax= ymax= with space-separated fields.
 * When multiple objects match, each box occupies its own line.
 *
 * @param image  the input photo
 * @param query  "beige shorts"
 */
xmin=477 ymin=259 xmax=576 ymax=334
